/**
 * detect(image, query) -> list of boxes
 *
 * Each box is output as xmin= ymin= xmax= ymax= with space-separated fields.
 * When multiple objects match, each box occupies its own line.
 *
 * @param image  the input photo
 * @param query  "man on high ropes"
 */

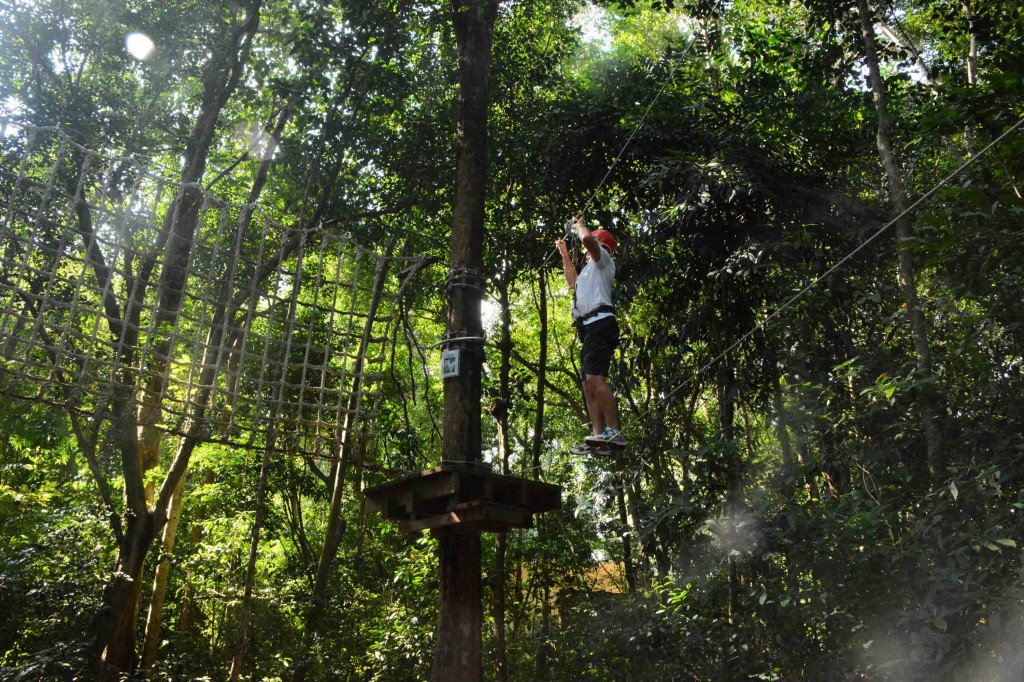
xmin=556 ymin=214 xmax=627 ymax=456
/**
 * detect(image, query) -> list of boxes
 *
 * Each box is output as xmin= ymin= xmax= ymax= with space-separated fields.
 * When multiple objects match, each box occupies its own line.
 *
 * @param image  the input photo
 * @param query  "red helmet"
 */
xmin=592 ymin=229 xmax=616 ymax=253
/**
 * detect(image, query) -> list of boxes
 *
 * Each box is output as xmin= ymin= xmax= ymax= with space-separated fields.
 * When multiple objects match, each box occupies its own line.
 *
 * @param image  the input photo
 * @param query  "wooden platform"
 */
xmin=363 ymin=464 xmax=562 ymax=535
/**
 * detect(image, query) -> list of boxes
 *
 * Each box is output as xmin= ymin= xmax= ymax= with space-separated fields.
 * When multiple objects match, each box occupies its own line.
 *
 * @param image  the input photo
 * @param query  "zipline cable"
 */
xmin=632 ymin=113 xmax=1024 ymax=423
xmin=542 ymin=16 xmax=708 ymax=267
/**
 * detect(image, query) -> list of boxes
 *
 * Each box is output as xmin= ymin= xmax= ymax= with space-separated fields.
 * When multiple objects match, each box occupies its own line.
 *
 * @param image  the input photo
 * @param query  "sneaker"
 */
xmin=585 ymin=427 xmax=627 ymax=450
xmin=569 ymin=443 xmax=613 ymax=457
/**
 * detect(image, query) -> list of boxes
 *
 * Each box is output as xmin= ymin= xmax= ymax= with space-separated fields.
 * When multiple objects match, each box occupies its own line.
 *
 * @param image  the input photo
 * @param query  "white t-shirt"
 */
xmin=572 ymin=247 xmax=615 ymax=325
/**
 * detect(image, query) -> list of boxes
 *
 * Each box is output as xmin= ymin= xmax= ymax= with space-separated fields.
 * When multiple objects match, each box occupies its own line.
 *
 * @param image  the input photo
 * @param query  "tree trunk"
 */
xmin=962 ymin=2 xmax=978 ymax=156
xmin=718 ymin=361 xmax=742 ymax=676
xmin=81 ymin=5 xmax=263 ymax=676
xmin=858 ymin=0 xmax=944 ymax=479
xmin=532 ymin=272 xmax=548 ymax=478
xmin=229 ymin=432 xmax=274 ymax=681
xmin=491 ymin=273 xmax=513 ymax=682
xmin=440 ymin=1 xmax=494 ymax=469
xmin=84 ymin=511 xmax=156 ymax=679
xmin=140 ymin=472 xmax=188 ymax=678
xmin=138 ymin=0 xmax=263 ymax=487
xmin=615 ymin=483 xmax=637 ymax=593
xmin=431 ymin=534 xmax=484 ymax=681
xmin=136 ymin=89 xmax=292 ymax=659
xmin=431 ymin=3 xmax=498 ymax=682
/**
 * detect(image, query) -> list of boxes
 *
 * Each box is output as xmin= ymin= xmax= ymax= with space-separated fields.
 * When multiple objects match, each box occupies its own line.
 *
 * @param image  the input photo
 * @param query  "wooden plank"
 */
xmin=365 ymin=467 xmax=562 ymax=524
xmin=364 ymin=469 xmax=459 ymax=503
xmin=398 ymin=501 xmax=532 ymax=534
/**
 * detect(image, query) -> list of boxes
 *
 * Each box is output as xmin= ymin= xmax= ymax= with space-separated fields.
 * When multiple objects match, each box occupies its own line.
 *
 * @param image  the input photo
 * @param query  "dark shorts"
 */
xmin=578 ymin=316 xmax=619 ymax=378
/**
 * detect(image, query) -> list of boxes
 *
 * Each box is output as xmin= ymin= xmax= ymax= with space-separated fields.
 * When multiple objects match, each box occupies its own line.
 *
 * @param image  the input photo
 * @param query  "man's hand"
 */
xmin=555 ymin=238 xmax=577 ymax=287
xmin=555 ymin=239 xmax=570 ymax=259
xmin=571 ymin=213 xmax=586 ymax=235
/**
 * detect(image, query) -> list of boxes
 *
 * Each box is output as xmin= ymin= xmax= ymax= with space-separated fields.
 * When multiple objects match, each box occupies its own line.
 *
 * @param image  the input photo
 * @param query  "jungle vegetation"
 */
xmin=0 ymin=0 xmax=1022 ymax=680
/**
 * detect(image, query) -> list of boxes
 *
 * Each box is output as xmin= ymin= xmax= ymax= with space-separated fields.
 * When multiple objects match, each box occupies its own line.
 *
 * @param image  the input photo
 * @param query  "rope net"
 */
xmin=0 ymin=124 xmax=427 ymax=460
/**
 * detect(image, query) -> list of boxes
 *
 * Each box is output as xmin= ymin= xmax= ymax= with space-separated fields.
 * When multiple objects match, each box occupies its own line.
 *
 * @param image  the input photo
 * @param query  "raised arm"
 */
xmin=555 ymin=238 xmax=577 ymax=287
xmin=573 ymin=214 xmax=602 ymax=262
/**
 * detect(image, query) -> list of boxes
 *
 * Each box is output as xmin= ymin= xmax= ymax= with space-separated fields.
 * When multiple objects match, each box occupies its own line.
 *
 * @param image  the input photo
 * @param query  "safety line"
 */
xmin=633 ymin=113 xmax=1024 ymax=422
xmin=543 ymin=16 xmax=707 ymax=266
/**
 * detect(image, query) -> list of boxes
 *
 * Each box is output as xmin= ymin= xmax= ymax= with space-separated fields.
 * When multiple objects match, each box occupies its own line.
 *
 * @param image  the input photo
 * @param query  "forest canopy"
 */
xmin=1 ymin=0 xmax=1023 ymax=680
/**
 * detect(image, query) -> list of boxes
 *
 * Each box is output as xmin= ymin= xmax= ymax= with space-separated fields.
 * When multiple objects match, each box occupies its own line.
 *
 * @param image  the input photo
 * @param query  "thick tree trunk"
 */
xmin=858 ymin=0 xmax=944 ymax=479
xmin=431 ymin=3 xmax=498 ymax=682
xmin=430 ymin=534 xmax=483 ymax=680
xmin=84 ymin=511 xmax=156 ymax=679
xmin=440 ymin=1 xmax=494 ymax=469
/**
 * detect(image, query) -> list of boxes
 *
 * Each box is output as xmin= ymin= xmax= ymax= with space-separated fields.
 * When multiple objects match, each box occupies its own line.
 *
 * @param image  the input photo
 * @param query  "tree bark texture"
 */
xmin=432 ymin=3 xmax=497 ymax=682
xmin=84 ymin=511 xmax=156 ymax=679
xmin=432 ymin=534 xmax=483 ymax=682
xmin=858 ymin=0 xmax=944 ymax=478
xmin=441 ymin=0 xmax=497 ymax=468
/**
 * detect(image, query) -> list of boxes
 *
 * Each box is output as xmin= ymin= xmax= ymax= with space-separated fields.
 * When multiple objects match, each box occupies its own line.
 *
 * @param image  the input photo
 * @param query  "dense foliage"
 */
xmin=1 ymin=0 xmax=1023 ymax=680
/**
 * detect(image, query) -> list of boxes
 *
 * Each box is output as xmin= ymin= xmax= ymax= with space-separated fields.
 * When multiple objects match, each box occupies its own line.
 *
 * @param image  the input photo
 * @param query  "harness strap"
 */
xmin=575 ymin=304 xmax=615 ymax=325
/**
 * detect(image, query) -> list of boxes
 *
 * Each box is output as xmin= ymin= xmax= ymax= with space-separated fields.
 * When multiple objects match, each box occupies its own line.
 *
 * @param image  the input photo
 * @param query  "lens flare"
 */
xmin=125 ymin=33 xmax=155 ymax=61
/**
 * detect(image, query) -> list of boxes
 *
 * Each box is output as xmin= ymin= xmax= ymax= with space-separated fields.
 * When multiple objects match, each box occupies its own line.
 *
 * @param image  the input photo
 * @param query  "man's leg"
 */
xmin=583 ymin=375 xmax=606 ymax=436
xmin=579 ymin=318 xmax=621 ymax=446
xmin=585 ymin=374 xmax=620 ymax=432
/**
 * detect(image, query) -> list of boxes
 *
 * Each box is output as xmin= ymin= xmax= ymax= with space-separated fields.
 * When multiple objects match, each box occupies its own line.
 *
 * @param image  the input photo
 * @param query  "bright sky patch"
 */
xmin=126 ymin=32 xmax=155 ymax=61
